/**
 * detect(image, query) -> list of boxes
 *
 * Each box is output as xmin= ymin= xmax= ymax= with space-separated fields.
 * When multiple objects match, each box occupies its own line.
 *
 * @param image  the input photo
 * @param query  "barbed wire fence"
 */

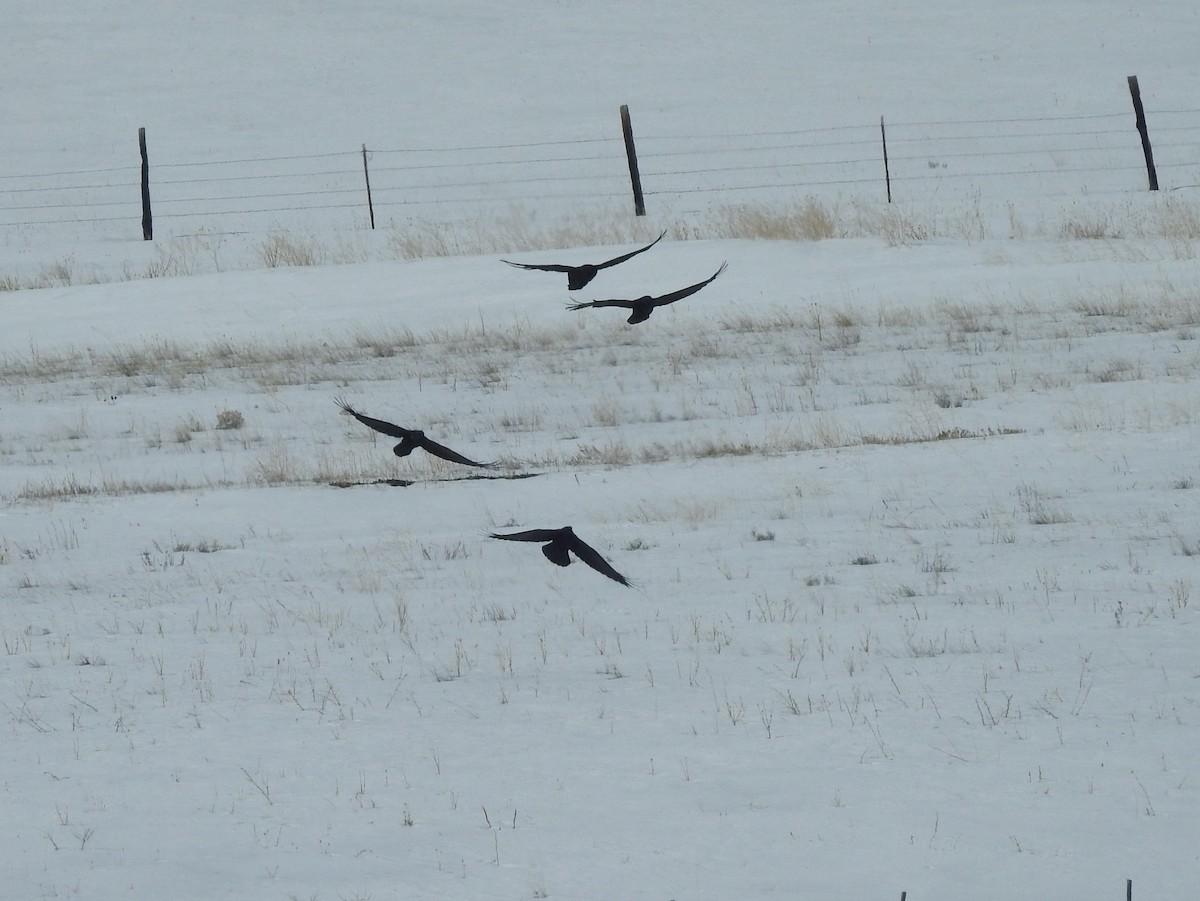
xmin=3 ymin=85 xmax=1198 ymax=244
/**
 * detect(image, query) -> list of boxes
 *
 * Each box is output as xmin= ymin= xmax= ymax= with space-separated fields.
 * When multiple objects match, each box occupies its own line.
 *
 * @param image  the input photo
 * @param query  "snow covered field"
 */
xmin=4 ymin=3 xmax=1200 ymax=900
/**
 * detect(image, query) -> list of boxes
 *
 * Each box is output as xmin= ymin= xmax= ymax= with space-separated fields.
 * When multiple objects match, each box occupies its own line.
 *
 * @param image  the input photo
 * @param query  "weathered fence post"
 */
xmin=139 ymin=127 xmax=152 ymax=240
xmin=880 ymin=116 xmax=892 ymax=203
xmin=1127 ymin=76 xmax=1158 ymax=191
xmin=619 ymin=104 xmax=646 ymax=216
xmin=362 ymin=144 xmax=375 ymax=229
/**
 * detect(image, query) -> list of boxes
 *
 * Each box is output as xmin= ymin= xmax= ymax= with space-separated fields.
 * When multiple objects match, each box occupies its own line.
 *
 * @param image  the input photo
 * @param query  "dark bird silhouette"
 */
xmin=568 ymin=262 xmax=727 ymax=324
xmin=337 ymin=399 xmax=497 ymax=468
xmin=501 ymin=230 xmax=667 ymax=290
xmin=489 ymin=526 xmax=632 ymax=586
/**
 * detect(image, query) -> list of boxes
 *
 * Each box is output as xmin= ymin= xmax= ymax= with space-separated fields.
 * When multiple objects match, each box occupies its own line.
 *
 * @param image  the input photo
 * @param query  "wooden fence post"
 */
xmin=1127 ymin=76 xmax=1159 ymax=191
xmin=139 ymin=127 xmax=152 ymax=240
xmin=619 ymin=104 xmax=646 ymax=216
xmin=362 ymin=144 xmax=375 ymax=229
xmin=880 ymin=116 xmax=892 ymax=203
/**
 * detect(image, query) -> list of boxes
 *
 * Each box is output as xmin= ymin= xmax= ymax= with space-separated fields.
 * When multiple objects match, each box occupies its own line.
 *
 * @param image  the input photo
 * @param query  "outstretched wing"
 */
xmin=416 ymin=434 xmax=497 ymax=468
xmin=501 ymin=259 xmax=573 ymax=274
xmin=650 ymin=262 xmax=728 ymax=309
xmin=489 ymin=528 xmax=564 ymax=543
xmin=594 ymin=230 xmax=667 ymax=271
xmin=567 ymin=298 xmax=637 ymax=312
xmin=565 ymin=532 xmax=632 ymax=586
xmin=502 ymin=231 xmax=665 ymax=274
xmin=336 ymin=398 xmax=411 ymax=439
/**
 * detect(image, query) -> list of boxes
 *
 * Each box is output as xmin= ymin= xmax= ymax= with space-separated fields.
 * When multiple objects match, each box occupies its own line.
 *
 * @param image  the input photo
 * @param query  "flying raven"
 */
xmin=501 ymin=230 xmax=667 ymax=290
xmin=337 ymin=399 xmax=496 ymax=468
xmin=489 ymin=526 xmax=632 ymax=586
xmin=568 ymin=263 xmax=727 ymax=324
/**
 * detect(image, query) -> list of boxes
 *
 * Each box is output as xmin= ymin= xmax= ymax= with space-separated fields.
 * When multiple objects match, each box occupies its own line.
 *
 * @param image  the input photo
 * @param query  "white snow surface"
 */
xmin=4 ymin=4 xmax=1200 ymax=900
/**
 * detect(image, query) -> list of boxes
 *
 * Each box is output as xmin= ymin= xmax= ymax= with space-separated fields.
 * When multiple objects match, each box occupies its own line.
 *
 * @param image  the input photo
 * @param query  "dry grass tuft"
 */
xmin=387 ymin=212 xmax=667 ymax=261
xmin=1060 ymin=212 xmax=1121 ymax=240
xmin=259 ymin=233 xmax=325 ymax=267
xmin=215 ymin=409 xmax=245 ymax=430
xmin=707 ymin=199 xmax=841 ymax=241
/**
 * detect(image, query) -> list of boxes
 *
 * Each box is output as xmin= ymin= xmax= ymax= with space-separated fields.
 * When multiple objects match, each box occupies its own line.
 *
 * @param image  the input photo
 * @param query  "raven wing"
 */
xmin=500 ymin=259 xmax=573 ymax=273
xmin=336 ymin=398 xmax=412 ymax=439
xmin=593 ymin=230 xmax=667 ymax=271
xmin=649 ymin=262 xmax=728 ymax=309
xmin=489 ymin=528 xmax=563 ymax=543
xmin=565 ymin=532 xmax=632 ymax=586
xmin=416 ymin=434 xmax=497 ymax=468
xmin=566 ymin=297 xmax=637 ymax=312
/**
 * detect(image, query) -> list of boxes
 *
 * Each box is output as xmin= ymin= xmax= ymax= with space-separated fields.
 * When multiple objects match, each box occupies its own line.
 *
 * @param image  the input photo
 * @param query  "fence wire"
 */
xmin=3 ymin=106 xmax=1199 ymax=238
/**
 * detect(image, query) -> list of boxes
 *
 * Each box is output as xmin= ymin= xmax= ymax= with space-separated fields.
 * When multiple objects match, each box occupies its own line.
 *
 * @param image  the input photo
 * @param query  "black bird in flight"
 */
xmin=489 ymin=526 xmax=632 ymax=586
xmin=337 ymin=399 xmax=497 ymax=468
xmin=567 ymin=262 xmax=727 ymax=324
xmin=501 ymin=230 xmax=667 ymax=290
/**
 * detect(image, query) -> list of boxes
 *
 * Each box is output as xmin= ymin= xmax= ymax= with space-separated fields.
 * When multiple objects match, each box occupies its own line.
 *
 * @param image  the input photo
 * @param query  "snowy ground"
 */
xmin=5 ymin=235 xmax=1199 ymax=899
xmin=4 ymin=3 xmax=1200 ymax=901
